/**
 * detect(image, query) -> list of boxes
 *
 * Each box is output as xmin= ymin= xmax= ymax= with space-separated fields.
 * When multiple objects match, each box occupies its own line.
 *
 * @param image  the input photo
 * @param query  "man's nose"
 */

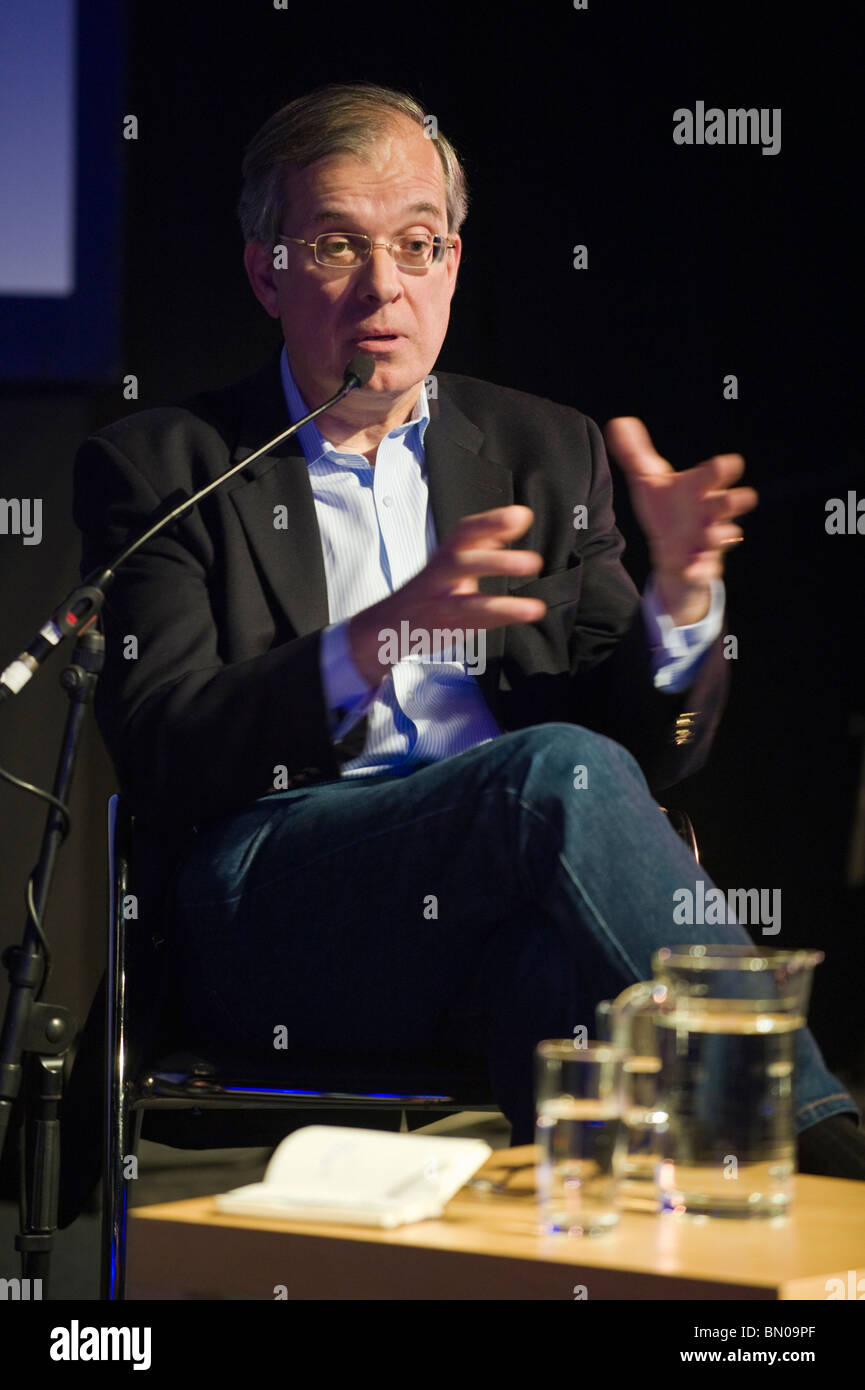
xmin=355 ymin=245 xmax=402 ymax=302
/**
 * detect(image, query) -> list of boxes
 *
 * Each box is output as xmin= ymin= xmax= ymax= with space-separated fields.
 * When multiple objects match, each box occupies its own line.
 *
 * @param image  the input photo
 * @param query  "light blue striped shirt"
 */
xmin=280 ymin=347 xmax=723 ymax=777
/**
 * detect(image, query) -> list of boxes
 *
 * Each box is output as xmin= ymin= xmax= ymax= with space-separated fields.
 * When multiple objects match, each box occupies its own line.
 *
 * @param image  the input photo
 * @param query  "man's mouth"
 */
xmin=353 ymin=332 xmax=401 ymax=344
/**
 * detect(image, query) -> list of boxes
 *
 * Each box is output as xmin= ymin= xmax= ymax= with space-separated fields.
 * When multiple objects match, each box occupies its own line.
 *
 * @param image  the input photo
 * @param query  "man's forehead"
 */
xmin=285 ymin=124 xmax=446 ymax=216
xmin=306 ymin=199 xmax=444 ymax=227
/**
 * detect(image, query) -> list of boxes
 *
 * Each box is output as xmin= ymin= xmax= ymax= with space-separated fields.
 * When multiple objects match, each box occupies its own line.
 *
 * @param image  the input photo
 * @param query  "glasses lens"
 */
xmin=394 ymin=234 xmax=439 ymax=268
xmin=316 ymin=234 xmax=368 ymax=266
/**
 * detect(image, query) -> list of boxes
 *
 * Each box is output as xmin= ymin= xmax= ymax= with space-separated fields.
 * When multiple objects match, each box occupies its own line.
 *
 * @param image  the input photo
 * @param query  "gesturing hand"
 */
xmin=604 ymin=417 xmax=758 ymax=624
xmin=347 ymin=505 xmax=546 ymax=688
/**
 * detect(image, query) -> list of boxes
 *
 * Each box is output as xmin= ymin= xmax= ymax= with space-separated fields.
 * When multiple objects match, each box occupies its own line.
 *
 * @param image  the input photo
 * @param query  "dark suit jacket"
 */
xmin=62 ymin=347 xmax=732 ymax=1225
xmin=73 ymin=344 xmax=728 ymax=863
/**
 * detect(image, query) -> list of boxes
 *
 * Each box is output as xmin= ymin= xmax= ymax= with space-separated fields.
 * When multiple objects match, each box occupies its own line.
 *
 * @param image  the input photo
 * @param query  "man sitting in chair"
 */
xmin=72 ymin=82 xmax=864 ymax=1176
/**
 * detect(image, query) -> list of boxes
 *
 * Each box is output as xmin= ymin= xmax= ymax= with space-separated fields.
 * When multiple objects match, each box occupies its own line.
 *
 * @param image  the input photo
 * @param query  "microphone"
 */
xmin=0 ymin=353 xmax=376 ymax=701
xmin=343 ymin=353 xmax=375 ymax=389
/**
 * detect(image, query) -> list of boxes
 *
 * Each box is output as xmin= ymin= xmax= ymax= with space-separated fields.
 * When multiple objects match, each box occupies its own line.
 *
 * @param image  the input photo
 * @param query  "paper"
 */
xmin=213 ymin=1125 xmax=492 ymax=1228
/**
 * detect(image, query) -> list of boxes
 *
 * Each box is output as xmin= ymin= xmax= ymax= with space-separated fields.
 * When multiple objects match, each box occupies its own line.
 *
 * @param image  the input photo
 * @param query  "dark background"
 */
xmin=1 ymin=0 xmax=862 ymax=1075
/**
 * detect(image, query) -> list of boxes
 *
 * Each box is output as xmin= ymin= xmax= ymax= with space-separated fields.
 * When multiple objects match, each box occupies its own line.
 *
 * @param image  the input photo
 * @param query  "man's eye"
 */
xmin=317 ymin=235 xmax=362 ymax=262
xmin=399 ymin=237 xmax=433 ymax=258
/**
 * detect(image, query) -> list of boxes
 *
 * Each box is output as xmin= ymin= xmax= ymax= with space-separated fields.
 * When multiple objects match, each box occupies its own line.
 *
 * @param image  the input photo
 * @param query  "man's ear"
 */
xmin=243 ymin=239 xmax=281 ymax=319
xmin=447 ymin=234 xmax=462 ymax=296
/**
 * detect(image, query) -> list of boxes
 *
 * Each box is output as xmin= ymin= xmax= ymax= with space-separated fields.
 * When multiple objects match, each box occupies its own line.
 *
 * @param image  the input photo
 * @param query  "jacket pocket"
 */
xmin=507 ymin=562 xmax=582 ymax=608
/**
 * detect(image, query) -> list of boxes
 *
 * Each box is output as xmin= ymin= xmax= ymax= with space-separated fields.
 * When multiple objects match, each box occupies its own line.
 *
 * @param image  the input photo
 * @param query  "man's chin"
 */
xmin=355 ymin=361 xmax=426 ymax=397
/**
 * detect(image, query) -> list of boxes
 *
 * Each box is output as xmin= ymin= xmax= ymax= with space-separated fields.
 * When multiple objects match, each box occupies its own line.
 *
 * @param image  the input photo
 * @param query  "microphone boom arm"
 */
xmin=0 ymin=354 xmax=374 ymax=703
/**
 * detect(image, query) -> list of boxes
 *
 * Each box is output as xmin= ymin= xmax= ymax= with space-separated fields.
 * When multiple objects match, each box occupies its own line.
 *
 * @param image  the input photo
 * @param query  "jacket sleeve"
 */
xmin=73 ymin=430 xmax=344 ymax=831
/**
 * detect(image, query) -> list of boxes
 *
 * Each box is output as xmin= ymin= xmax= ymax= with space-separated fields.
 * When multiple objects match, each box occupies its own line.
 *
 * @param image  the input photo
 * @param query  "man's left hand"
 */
xmin=604 ymin=416 xmax=759 ymax=626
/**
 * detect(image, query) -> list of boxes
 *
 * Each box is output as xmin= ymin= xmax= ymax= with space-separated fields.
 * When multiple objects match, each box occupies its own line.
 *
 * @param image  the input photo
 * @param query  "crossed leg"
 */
xmin=167 ymin=723 xmax=858 ymax=1145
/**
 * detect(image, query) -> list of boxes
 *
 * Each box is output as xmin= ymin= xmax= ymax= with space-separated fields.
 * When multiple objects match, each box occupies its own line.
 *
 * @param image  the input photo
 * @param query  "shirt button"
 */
xmin=382 ymin=495 xmax=394 ymax=507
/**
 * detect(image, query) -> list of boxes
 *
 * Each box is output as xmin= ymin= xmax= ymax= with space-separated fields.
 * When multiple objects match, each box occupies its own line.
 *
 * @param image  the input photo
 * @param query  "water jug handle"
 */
xmin=595 ymin=979 xmax=666 ymax=1050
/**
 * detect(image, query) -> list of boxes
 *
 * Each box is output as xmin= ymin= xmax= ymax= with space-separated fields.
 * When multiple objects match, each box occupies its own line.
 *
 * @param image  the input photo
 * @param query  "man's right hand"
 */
xmin=347 ymin=505 xmax=547 ymax=688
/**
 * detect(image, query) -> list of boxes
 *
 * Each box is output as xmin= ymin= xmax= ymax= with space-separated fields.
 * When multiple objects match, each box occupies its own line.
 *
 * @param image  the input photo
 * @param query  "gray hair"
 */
xmin=238 ymin=82 xmax=469 ymax=246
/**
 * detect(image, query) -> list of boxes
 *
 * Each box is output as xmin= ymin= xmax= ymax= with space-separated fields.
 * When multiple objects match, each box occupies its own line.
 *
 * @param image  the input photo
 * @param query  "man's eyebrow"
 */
xmin=403 ymin=202 xmax=444 ymax=220
xmin=309 ymin=202 xmax=444 ymax=226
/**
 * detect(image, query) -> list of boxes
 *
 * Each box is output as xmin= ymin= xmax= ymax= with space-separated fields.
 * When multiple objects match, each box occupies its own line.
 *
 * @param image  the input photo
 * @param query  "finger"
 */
xmin=699 ymin=486 xmax=759 ymax=522
xmin=704 ymin=522 xmax=744 ymax=549
xmin=683 ymin=514 xmax=745 ymax=544
xmin=604 ymin=416 xmax=672 ymax=479
xmin=434 ymin=547 xmax=545 ymax=587
xmin=442 ymin=593 xmax=549 ymax=628
xmin=669 ymin=527 xmax=743 ymax=566
xmin=711 ymin=485 xmax=759 ymax=520
xmin=450 ymin=505 xmax=535 ymax=546
xmin=696 ymin=453 xmax=747 ymax=490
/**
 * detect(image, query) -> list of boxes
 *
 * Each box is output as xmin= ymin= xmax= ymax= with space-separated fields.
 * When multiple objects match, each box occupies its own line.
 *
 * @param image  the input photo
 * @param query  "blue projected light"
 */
xmin=0 ymin=0 xmax=125 ymax=380
xmin=0 ymin=3 xmax=75 ymax=295
xmin=223 ymin=1087 xmax=453 ymax=1101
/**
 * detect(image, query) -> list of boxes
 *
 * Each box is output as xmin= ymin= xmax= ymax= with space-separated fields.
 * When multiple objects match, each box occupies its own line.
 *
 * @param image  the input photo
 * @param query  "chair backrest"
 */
xmin=106 ymin=792 xmax=179 ymax=1070
xmin=660 ymin=806 xmax=700 ymax=862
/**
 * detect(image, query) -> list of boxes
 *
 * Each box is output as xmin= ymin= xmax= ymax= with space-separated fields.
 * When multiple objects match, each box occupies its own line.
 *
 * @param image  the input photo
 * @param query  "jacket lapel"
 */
xmin=226 ymin=348 xmax=331 ymax=636
xmin=424 ymin=381 xmax=513 ymax=710
xmin=225 ymin=351 xmax=513 ymax=713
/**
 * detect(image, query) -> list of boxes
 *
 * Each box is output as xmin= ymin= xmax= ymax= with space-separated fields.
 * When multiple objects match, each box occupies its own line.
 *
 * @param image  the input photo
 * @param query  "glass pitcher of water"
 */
xmin=596 ymin=945 xmax=824 ymax=1218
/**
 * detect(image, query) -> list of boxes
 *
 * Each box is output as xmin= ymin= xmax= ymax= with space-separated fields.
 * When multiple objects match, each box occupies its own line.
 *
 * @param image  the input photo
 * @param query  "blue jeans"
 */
xmin=168 ymin=723 xmax=860 ymax=1146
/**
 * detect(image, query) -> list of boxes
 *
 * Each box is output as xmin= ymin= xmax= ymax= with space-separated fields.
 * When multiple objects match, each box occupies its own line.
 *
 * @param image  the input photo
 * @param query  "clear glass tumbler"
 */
xmin=534 ymin=1040 xmax=626 ymax=1236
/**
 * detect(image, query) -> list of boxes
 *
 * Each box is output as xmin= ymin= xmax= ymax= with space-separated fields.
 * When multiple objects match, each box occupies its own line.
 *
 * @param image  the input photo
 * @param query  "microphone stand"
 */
xmin=0 ymin=355 xmax=373 ymax=1295
xmin=1 ymin=627 xmax=103 ymax=1297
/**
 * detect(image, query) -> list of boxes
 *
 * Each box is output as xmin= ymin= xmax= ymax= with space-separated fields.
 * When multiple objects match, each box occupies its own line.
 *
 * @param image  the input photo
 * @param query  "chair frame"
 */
xmin=101 ymin=794 xmax=499 ymax=1299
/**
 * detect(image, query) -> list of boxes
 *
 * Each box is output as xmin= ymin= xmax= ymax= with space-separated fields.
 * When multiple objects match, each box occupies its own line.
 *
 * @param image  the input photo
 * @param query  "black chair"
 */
xmin=100 ymin=791 xmax=700 ymax=1300
xmin=101 ymin=793 xmax=501 ymax=1300
xmin=658 ymin=805 xmax=700 ymax=863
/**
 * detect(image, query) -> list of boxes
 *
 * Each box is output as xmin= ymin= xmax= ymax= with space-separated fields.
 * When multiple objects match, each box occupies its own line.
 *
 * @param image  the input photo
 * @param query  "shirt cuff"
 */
xmin=642 ymin=576 xmax=725 ymax=693
xmin=320 ymin=619 xmax=378 ymax=739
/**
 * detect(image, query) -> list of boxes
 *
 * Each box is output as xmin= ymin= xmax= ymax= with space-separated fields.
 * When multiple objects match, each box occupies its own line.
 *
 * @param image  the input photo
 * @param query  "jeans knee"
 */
xmin=503 ymin=722 xmax=645 ymax=788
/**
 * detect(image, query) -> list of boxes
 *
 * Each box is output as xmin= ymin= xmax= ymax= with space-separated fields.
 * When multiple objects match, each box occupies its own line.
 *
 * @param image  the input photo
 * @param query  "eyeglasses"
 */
xmin=276 ymin=231 xmax=456 ymax=270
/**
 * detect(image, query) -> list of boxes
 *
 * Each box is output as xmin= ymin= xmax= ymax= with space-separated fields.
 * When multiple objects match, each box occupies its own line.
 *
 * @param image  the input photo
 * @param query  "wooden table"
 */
xmin=127 ymin=1145 xmax=865 ymax=1300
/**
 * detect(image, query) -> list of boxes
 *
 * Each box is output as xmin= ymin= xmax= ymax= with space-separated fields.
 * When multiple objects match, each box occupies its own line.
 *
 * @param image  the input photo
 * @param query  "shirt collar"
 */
xmin=279 ymin=344 xmax=430 ymax=466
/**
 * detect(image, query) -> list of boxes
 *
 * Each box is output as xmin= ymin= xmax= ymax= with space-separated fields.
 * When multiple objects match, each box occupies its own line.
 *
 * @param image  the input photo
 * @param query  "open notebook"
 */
xmin=213 ymin=1125 xmax=493 ymax=1229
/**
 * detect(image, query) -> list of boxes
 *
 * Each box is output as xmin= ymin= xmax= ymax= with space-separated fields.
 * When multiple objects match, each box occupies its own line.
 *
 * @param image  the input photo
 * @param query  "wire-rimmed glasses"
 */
xmin=276 ymin=230 xmax=456 ymax=270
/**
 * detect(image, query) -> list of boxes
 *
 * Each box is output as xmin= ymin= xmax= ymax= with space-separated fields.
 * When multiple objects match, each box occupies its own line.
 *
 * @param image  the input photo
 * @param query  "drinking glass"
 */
xmin=534 ymin=1040 xmax=626 ymax=1235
